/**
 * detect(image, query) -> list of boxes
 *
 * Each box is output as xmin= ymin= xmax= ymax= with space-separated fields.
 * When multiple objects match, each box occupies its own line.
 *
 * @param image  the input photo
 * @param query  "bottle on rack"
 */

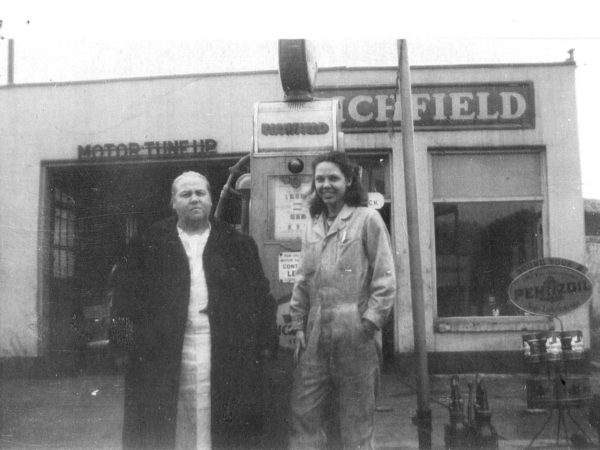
xmin=484 ymin=295 xmax=499 ymax=316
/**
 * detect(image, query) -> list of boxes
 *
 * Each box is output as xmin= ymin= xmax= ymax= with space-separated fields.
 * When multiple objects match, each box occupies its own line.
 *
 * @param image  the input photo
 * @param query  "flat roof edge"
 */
xmin=0 ymin=68 xmax=280 ymax=89
xmin=0 ymin=60 xmax=575 ymax=90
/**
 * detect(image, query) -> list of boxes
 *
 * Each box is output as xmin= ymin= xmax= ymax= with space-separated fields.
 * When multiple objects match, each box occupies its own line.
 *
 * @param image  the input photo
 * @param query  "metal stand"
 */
xmin=526 ymin=377 xmax=593 ymax=448
xmin=526 ymin=317 xmax=593 ymax=448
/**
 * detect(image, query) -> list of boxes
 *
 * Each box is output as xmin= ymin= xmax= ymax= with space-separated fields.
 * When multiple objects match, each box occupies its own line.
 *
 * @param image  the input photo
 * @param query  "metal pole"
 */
xmin=7 ymin=39 xmax=14 ymax=84
xmin=397 ymin=39 xmax=431 ymax=449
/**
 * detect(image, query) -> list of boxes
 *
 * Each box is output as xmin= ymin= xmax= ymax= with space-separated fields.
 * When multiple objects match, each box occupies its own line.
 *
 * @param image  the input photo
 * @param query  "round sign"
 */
xmin=278 ymin=39 xmax=318 ymax=98
xmin=367 ymin=192 xmax=385 ymax=210
xmin=508 ymin=264 xmax=593 ymax=316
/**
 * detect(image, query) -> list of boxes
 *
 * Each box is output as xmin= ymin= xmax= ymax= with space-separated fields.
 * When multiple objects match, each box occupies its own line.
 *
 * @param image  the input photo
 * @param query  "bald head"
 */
xmin=171 ymin=171 xmax=212 ymax=232
xmin=171 ymin=171 xmax=211 ymax=205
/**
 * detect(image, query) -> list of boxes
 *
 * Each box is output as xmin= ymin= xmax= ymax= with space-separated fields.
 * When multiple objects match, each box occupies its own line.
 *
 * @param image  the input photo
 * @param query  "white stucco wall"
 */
xmin=0 ymin=72 xmax=283 ymax=357
xmin=0 ymin=62 xmax=585 ymax=358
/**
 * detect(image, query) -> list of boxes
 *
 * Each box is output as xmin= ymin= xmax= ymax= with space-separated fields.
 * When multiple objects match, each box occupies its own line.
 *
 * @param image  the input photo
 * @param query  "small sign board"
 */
xmin=276 ymin=299 xmax=296 ymax=350
xmin=279 ymin=251 xmax=301 ymax=283
xmin=270 ymin=175 xmax=311 ymax=241
xmin=508 ymin=257 xmax=593 ymax=316
xmin=368 ymin=192 xmax=385 ymax=210
xmin=254 ymin=99 xmax=341 ymax=154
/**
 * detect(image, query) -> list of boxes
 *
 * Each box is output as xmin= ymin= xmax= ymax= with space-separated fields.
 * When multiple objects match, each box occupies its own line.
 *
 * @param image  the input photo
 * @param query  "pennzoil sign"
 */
xmin=508 ymin=258 xmax=593 ymax=316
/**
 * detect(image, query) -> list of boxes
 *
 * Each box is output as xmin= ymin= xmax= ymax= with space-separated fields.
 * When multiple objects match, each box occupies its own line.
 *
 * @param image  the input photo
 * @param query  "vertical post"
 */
xmin=7 ymin=39 xmax=14 ymax=84
xmin=397 ymin=39 xmax=431 ymax=449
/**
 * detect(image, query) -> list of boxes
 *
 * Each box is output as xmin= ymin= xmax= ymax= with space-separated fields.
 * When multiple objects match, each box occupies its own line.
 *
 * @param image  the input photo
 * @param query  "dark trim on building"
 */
xmin=40 ymin=153 xmax=248 ymax=169
xmin=4 ymin=350 xmax=590 ymax=378
xmin=386 ymin=351 xmax=590 ymax=375
xmin=428 ymin=145 xmax=545 ymax=154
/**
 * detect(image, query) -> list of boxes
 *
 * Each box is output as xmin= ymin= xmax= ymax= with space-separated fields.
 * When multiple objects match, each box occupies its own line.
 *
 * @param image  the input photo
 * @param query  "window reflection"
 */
xmin=435 ymin=201 xmax=543 ymax=317
xmin=354 ymin=155 xmax=389 ymax=197
xmin=53 ymin=188 xmax=76 ymax=279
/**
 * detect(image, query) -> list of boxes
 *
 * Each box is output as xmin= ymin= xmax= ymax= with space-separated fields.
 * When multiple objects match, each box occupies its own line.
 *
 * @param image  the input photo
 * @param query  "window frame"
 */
xmin=428 ymin=146 xmax=551 ymax=331
xmin=51 ymin=188 xmax=76 ymax=280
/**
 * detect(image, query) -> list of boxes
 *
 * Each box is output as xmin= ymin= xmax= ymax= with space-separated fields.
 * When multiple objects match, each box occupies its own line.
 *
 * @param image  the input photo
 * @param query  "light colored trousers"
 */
xmin=289 ymin=323 xmax=378 ymax=450
xmin=175 ymin=313 xmax=211 ymax=450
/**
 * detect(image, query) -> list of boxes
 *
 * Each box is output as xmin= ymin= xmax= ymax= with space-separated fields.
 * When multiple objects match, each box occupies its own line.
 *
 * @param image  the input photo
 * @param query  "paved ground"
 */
xmin=375 ymin=371 xmax=600 ymax=449
xmin=2 ymin=355 xmax=600 ymax=449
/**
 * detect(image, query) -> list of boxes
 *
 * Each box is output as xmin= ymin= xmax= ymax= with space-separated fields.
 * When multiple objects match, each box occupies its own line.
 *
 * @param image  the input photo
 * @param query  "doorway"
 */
xmin=350 ymin=152 xmax=394 ymax=363
xmin=41 ymin=156 xmax=241 ymax=371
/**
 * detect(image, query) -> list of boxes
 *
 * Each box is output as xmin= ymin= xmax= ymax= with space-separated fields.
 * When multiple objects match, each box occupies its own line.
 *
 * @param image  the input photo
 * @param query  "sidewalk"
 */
xmin=1 ymin=364 xmax=600 ymax=449
xmin=0 ymin=373 xmax=125 ymax=449
xmin=374 ymin=371 xmax=600 ymax=449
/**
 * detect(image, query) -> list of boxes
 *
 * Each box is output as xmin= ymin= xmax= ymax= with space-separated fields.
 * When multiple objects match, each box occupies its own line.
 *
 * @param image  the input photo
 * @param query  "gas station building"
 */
xmin=0 ymin=59 xmax=586 ymax=373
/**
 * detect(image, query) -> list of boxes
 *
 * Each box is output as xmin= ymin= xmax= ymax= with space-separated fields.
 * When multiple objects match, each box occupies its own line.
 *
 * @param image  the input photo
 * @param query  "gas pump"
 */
xmin=250 ymin=40 xmax=343 ymax=353
xmin=250 ymin=99 xmax=343 ymax=351
xmin=245 ymin=40 xmax=343 ymax=447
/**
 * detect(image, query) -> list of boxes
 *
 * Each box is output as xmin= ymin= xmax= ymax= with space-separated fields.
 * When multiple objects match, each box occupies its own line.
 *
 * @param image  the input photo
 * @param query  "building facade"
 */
xmin=0 ymin=60 xmax=585 ymax=372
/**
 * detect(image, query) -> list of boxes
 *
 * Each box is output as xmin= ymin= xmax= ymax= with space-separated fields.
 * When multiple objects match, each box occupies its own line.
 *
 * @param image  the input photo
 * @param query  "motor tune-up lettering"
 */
xmin=78 ymin=139 xmax=217 ymax=160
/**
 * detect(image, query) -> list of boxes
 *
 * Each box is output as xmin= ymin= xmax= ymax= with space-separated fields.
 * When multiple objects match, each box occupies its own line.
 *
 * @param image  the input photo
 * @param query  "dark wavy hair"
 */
xmin=307 ymin=151 xmax=368 ymax=217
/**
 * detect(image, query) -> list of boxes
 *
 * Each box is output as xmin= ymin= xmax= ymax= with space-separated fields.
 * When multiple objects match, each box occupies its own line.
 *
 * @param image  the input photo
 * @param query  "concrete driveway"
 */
xmin=2 ymin=358 xmax=600 ymax=449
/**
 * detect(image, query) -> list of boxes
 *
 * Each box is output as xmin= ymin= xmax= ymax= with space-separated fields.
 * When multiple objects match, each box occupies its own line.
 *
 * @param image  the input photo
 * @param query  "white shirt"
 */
xmin=176 ymin=225 xmax=212 ymax=450
xmin=177 ymin=225 xmax=211 ymax=313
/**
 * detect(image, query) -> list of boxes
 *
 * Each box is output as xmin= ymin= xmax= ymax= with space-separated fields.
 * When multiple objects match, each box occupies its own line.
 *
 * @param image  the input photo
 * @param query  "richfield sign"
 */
xmin=315 ymin=82 xmax=535 ymax=132
xmin=254 ymin=99 xmax=341 ymax=153
xmin=508 ymin=258 xmax=593 ymax=316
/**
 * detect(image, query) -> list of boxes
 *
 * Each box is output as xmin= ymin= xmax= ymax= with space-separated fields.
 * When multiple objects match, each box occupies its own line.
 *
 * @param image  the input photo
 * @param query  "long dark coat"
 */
xmin=112 ymin=216 xmax=277 ymax=449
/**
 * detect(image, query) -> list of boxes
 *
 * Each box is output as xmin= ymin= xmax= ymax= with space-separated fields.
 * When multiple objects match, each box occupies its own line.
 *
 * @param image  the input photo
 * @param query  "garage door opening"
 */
xmin=41 ymin=157 xmax=241 ymax=372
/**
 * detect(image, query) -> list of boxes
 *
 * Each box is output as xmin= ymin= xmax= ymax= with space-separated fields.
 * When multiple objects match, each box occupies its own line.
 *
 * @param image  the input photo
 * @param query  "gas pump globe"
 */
xmin=251 ymin=98 xmax=343 ymax=350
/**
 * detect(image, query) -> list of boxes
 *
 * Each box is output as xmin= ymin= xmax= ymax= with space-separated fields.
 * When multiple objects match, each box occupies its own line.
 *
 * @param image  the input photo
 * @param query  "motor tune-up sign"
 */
xmin=508 ymin=257 xmax=593 ymax=316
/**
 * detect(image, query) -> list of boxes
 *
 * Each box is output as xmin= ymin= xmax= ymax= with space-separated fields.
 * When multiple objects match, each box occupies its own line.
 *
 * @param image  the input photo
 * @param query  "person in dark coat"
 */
xmin=111 ymin=171 xmax=277 ymax=449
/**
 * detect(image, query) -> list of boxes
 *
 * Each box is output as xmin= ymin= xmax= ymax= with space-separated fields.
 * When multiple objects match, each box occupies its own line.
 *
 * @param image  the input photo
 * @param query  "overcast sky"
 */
xmin=1 ymin=1 xmax=600 ymax=196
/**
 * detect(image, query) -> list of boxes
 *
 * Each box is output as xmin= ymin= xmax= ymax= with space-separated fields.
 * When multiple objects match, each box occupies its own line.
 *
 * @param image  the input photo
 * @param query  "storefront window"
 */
xmin=435 ymin=201 xmax=543 ymax=317
xmin=431 ymin=150 xmax=544 ymax=317
xmin=352 ymin=153 xmax=391 ymax=229
xmin=354 ymin=155 xmax=389 ymax=197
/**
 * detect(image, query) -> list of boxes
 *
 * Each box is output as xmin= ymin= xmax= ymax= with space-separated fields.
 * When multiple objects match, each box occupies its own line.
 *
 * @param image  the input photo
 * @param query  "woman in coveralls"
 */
xmin=289 ymin=151 xmax=396 ymax=449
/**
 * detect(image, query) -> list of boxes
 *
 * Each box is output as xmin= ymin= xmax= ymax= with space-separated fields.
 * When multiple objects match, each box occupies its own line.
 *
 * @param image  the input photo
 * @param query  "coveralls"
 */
xmin=289 ymin=205 xmax=396 ymax=449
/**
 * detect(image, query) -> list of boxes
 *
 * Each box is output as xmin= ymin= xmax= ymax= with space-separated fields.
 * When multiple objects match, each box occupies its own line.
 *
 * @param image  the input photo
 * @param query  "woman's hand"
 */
xmin=361 ymin=318 xmax=377 ymax=339
xmin=294 ymin=330 xmax=306 ymax=366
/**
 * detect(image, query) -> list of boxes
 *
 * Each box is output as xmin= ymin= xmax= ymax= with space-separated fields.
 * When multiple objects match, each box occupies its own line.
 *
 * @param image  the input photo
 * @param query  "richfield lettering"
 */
xmin=261 ymin=122 xmax=330 ymax=136
xmin=316 ymin=82 xmax=535 ymax=131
